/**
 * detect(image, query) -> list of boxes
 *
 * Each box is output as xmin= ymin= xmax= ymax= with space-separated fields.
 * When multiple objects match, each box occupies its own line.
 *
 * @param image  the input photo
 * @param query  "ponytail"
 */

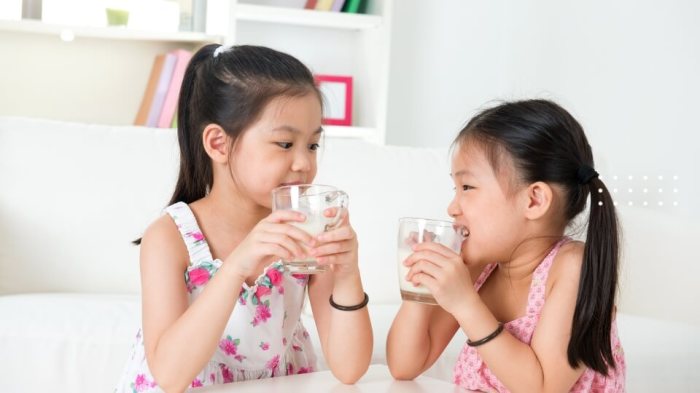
xmin=568 ymin=177 xmax=620 ymax=374
xmin=132 ymin=45 xmax=217 ymax=245
xmin=167 ymin=46 xmax=215 ymax=207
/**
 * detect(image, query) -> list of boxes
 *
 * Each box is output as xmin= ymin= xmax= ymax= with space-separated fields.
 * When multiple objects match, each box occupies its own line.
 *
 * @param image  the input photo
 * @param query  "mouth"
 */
xmin=454 ymin=225 xmax=470 ymax=239
xmin=279 ymin=181 xmax=306 ymax=187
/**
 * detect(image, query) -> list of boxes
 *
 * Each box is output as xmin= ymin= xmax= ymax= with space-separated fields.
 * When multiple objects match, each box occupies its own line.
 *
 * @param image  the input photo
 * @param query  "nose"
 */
xmin=291 ymin=148 xmax=313 ymax=173
xmin=447 ymin=195 xmax=461 ymax=218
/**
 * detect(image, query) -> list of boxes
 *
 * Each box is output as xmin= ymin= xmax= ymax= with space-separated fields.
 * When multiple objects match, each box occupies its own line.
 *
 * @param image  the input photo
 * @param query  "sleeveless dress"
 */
xmin=114 ymin=202 xmax=317 ymax=392
xmin=453 ymin=238 xmax=626 ymax=392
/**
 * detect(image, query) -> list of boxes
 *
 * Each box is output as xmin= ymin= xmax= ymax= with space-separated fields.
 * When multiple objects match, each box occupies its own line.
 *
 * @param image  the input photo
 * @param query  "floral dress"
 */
xmin=115 ymin=202 xmax=317 ymax=392
xmin=453 ymin=238 xmax=626 ymax=392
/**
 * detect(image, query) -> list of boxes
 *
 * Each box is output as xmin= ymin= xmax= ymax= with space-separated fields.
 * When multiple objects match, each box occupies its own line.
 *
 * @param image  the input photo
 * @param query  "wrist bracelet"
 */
xmin=329 ymin=292 xmax=369 ymax=311
xmin=467 ymin=322 xmax=504 ymax=347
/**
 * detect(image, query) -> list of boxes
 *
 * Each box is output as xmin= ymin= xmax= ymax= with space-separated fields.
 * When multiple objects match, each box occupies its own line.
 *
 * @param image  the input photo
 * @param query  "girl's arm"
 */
xmin=139 ymin=215 xmax=247 ymax=392
xmin=386 ymin=302 xmax=459 ymax=380
xmin=408 ymin=241 xmax=587 ymax=393
xmin=307 ymin=211 xmax=373 ymax=384
xmin=142 ymin=210 xmax=311 ymax=392
xmin=452 ymin=245 xmax=586 ymax=393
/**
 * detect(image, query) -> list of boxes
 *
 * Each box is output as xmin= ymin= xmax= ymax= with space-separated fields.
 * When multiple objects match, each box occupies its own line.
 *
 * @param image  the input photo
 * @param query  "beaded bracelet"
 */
xmin=329 ymin=292 xmax=369 ymax=311
xmin=467 ymin=322 xmax=504 ymax=347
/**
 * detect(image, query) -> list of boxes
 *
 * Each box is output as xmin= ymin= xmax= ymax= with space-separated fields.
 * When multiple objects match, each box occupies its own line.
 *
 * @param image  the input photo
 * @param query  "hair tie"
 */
xmin=213 ymin=44 xmax=230 ymax=58
xmin=576 ymin=165 xmax=599 ymax=185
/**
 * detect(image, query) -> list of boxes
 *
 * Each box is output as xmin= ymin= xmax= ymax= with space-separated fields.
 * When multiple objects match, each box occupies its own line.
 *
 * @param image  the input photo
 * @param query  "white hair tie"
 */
xmin=213 ymin=44 xmax=231 ymax=58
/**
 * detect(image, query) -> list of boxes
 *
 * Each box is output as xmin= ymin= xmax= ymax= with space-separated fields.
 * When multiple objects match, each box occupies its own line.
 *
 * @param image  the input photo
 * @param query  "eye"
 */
xmin=462 ymin=185 xmax=473 ymax=191
xmin=309 ymin=143 xmax=321 ymax=151
xmin=276 ymin=142 xmax=293 ymax=149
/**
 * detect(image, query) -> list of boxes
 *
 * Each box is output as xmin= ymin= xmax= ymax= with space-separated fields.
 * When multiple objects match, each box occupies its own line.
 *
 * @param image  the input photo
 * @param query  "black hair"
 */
xmin=134 ymin=44 xmax=320 ymax=245
xmin=454 ymin=99 xmax=619 ymax=375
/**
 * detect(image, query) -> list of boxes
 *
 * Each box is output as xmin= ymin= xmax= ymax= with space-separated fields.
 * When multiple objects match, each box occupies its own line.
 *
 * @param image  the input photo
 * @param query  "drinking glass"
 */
xmin=397 ymin=217 xmax=463 ymax=305
xmin=272 ymin=184 xmax=349 ymax=274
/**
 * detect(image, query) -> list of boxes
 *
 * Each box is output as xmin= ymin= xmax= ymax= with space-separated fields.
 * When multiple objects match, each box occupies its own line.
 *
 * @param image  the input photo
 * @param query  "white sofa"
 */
xmin=1 ymin=117 xmax=698 ymax=392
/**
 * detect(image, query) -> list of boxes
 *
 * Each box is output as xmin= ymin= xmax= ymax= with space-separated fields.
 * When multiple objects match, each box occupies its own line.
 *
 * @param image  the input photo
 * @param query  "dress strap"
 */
xmin=473 ymin=263 xmax=498 ymax=292
xmin=526 ymin=237 xmax=570 ymax=315
xmin=164 ymin=202 xmax=214 ymax=267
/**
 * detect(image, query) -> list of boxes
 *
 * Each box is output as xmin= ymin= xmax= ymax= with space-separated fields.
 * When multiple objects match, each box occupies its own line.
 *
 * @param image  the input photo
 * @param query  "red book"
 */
xmin=304 ymin=0 xmax=317 ymax=9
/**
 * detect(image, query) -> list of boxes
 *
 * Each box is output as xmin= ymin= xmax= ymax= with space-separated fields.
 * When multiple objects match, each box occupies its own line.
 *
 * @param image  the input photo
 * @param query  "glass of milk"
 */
xmin=272 ymin=184 xmax=349 ymax=274
xmin=397 ymin=217 xmax=463 ymax=305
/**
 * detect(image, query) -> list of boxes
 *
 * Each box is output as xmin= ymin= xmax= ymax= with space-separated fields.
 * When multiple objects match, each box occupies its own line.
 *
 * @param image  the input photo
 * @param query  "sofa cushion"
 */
xmin=0 ymin=117 xmax=179 ymax=294
xmin=0 ymin=293 xmax=140 ymax=392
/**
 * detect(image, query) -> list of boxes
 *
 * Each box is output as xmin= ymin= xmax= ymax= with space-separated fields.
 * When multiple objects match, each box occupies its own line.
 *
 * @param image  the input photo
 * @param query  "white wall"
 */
xmin=387 ymin=0 xmax=700 ymax=326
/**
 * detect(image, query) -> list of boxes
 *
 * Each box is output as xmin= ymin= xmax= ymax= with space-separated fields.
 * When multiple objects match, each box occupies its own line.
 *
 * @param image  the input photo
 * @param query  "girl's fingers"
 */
xmin=406 ymin=259 xmax=442 ymax=282
xmin=266 ymin=209 xmax=307 ymax=224
xmin=410 ymin=272 xmax=438 ymax=292
xmin=403 ymin=250 xmax=448 ymax=268
xmin=315 ymin=226 xmax=353 ymax=243
xmin=323 ymin=207 xmax=350 ymax=227
xmin=411 ymin=241 xmax=458 ymax=258
xmin=259 ymin=233 xmax=306 ymax=258
xmin=264 ymin=222 xmax=314 ymax=246
xmin=310 ymin=241 xmax=352 ymax=260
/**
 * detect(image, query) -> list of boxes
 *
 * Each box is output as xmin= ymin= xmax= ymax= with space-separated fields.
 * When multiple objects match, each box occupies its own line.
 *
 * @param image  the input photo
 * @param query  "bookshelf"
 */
xmin=0 ymin=0 xmax=393 ymax=143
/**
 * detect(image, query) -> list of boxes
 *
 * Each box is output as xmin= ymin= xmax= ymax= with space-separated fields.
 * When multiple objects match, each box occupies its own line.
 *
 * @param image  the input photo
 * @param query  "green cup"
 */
xmin=106 ymin=8 xmax=129 ymax=27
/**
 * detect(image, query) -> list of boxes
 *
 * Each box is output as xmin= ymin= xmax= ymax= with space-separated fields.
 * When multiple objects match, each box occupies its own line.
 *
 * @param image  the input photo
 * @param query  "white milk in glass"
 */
xmin=397 ymin=247 xmax=432 ymax=298
xmin=288 ymin=213 xmax=329 ymax=273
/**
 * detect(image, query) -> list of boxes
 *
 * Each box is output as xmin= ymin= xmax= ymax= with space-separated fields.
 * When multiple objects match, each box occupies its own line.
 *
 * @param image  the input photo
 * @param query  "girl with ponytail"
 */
xmin=116 ymin=44 xmax=372 ymax=392
xmin=387 ymin=99 xmax=625 ymax=392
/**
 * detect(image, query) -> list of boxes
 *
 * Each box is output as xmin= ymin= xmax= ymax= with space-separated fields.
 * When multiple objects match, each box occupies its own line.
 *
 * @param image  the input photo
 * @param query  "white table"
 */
xmin=191 ymin=364 xmax=475 ymax=392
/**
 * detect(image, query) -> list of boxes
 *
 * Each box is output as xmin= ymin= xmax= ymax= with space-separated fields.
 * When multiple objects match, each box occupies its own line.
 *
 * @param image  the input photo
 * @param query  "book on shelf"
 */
xmin=146 ymin=52 xmax=177 ymax=127
xmin=134 ymin=54 xmax=166 ymax=126
xmin=157 ymin=49 xmax=193 ymax=128
xmin=341 ymin=0 xmax=366 ymax=14
xmin=135 ymin=49 xmax=193 ymax=128
xmin=304 ymin=0 xmax=317 ymax=10
xmin=331 ymin=0 xmax=346 ymax=12
xmin=315 ymin=0 xmax=334 ymax=11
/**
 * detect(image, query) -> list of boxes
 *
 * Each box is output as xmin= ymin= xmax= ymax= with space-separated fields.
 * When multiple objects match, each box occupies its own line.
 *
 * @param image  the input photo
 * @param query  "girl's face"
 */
xmin=231 ymin=93 xmax=323 ymax=208
xmin=448 ymin=140 xmax=527 ymax=266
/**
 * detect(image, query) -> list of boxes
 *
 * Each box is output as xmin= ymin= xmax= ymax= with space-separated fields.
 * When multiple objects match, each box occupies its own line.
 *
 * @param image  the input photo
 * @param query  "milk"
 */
xmin=397 ymin=247 xmax=432 ymax=295
xmin=286 ymin=214 xmax=329 ymax=273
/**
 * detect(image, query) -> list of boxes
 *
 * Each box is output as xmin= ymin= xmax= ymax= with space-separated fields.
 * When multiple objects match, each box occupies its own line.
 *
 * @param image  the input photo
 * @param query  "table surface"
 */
xmin=190 ymin=364 xmax=474 ymax=392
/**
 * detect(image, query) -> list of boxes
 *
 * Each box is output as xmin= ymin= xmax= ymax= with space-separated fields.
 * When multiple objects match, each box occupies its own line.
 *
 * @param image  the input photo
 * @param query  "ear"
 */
xmin=202 ymin=124 xmax=230 ymax=164
xmin=523 ymin=181 xmax=553 ymax=220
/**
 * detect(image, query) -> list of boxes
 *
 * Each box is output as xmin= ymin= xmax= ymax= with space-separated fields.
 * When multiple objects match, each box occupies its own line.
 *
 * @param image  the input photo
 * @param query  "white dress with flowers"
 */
xmin=114 ymin=202 xmax=317 ymax=392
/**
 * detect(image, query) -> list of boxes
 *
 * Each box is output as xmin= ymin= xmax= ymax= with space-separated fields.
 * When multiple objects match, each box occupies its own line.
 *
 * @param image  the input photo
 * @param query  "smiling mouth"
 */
xmin=455 ymin=225 xmax=470 ymax=238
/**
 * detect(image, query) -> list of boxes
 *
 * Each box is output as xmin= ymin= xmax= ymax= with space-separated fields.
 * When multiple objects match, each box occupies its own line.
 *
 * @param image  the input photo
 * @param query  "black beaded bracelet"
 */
xmin=329 ymin=292 xmax=369 ymax=311
xmin=467 ymin=322 xmax=504 ymax=347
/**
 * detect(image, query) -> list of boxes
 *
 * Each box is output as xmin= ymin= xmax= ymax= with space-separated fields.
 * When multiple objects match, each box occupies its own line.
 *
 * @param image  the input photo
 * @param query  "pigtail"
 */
xmin=132 ymin=45 xmax=217 ymax=245
xmin=568 ymin=177 xmax=620 ymax=374
xmin=167 ymin=45 xmax=216 ymax=207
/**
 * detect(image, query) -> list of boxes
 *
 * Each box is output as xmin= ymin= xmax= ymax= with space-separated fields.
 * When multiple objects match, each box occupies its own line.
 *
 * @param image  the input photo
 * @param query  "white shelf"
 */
xmin=235 ymin=4 xmax=382 ymax=30
xmin=0 ymin=19 xmax=222 ymax=44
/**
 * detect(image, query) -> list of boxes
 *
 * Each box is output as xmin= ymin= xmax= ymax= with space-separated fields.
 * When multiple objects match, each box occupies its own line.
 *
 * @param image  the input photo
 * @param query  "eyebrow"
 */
xmin=451 ymin=170 xmax=474 ymax=178
xmin=270 ymin=125 xmax=324 ymax=135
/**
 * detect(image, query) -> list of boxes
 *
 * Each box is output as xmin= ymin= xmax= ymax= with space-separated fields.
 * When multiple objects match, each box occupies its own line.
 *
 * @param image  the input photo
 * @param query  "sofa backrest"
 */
xmin=2 ymin=116 xmax=698 ymax=325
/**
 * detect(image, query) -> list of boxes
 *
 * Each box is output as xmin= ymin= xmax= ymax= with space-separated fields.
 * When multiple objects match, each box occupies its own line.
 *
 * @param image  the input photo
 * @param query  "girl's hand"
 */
xmin=404 ymin=242 xmax=477 ymax=315
xmin=223 ymin=210 xmax=313 ymax=281
xmin=309 ymin=208 xmax=359 ymax=279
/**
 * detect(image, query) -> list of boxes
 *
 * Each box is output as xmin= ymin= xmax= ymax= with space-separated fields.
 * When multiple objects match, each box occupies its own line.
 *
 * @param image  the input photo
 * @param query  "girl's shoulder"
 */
xmin=547 ymin=240 xmax=585 ymax=289
xmin=140 ymin=212 xmax=190 ymax=271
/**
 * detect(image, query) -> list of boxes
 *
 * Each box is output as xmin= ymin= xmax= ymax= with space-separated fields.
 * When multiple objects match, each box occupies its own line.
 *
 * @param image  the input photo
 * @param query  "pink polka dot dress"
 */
xmin=114 ymin=202 xmax=317 ymax=392
xmin=453 ymin=239 xmax=626 ymax=392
